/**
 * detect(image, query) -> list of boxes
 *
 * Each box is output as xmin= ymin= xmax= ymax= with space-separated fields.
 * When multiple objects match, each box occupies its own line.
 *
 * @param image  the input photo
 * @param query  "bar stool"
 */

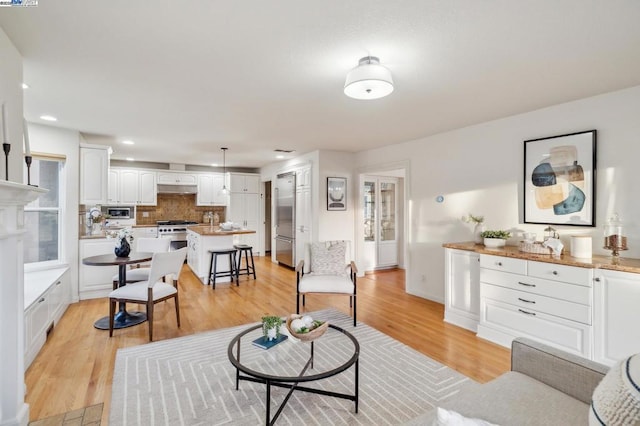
xmin=234 ymin=244 xmax=256 ymax=280
xmin=207 ymin=248 xmax=238 ymax=289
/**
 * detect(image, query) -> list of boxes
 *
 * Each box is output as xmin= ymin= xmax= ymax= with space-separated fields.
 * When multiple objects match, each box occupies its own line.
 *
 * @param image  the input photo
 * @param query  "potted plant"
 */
xmin=480 ymin=230 xmax=511 ymax=248
xmin=261 ymin=315 xmax=283 ymax=341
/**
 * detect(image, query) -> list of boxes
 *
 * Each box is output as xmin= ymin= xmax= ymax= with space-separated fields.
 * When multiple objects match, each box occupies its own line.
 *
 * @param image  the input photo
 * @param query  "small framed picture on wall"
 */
xmin=327 ymin=177 xmax=347 ymax=211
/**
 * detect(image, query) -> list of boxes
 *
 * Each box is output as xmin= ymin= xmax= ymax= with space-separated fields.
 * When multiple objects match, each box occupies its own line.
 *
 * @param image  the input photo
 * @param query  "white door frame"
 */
xmin=355 ymin=160 xmax=410 ymax=284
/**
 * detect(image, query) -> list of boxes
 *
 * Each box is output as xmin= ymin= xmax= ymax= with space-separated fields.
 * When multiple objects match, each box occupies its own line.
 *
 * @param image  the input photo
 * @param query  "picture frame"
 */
xmin=327 ymin=177 xmax=347 ymax=211
xmin=524 ymin=130 xmax=597 ymax=227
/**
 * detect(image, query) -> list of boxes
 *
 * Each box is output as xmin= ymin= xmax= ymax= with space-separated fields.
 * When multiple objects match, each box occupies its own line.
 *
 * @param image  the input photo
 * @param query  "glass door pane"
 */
xmin=364 ymin=181 xmax=376 ymax=241
xmin=380 ymin=181 xmax=395 ymax=241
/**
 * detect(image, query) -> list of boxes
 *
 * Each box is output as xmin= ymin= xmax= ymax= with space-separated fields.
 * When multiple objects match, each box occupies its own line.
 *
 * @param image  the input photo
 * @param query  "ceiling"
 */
xmin=2 ymin=1 xmax=640 ymax=168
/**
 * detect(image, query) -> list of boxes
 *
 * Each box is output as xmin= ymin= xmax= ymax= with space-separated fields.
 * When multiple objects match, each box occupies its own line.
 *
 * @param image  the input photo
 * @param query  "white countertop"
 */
xmin=24 ymin=267 xmax=69 ymax=310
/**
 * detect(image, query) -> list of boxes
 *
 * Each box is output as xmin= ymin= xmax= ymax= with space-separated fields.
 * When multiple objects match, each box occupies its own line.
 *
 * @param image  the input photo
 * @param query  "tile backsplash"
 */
xmin=136 ymin=194 xmax=226 ymax=225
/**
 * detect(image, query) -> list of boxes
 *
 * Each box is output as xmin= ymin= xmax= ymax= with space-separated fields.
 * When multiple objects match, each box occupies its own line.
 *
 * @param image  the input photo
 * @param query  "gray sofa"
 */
xmin=408 ymin=337 xmax=609 ymax=425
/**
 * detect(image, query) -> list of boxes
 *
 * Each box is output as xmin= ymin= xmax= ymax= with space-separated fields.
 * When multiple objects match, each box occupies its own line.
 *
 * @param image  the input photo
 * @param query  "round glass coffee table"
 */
xmin=228 ymin=323 xmax=360 ymax=425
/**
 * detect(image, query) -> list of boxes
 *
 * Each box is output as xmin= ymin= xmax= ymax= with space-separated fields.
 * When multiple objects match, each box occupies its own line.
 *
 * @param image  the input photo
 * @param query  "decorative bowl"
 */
xmin=286 ymin=314 xmax=329 ymax=342
xmin=484 ymin=237 xmax=506 ymax=248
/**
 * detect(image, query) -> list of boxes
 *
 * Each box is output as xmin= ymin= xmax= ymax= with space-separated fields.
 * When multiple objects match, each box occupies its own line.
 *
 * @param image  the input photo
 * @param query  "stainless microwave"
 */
xmin=106 ymin=207 xmax=132 ymax=219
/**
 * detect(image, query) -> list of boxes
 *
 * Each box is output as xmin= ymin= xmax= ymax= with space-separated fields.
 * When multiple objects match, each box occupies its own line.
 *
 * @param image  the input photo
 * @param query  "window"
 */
xmin=24 ymin=156 xmax=64 ymax=264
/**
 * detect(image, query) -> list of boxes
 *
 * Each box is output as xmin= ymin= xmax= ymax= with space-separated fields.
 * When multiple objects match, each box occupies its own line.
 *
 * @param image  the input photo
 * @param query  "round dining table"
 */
xmin=82 ymin=251 xmax=153 ymax=330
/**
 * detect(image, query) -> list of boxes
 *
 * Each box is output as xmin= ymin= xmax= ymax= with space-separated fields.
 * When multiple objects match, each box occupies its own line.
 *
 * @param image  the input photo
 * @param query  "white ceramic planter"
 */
xmin=484 ymin=237 xmax=506 ymax=248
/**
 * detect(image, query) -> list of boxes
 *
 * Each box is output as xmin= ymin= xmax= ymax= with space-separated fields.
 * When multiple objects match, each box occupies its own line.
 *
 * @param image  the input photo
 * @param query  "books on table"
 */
xmin=252 ymin=334 xmax=288 ymax=350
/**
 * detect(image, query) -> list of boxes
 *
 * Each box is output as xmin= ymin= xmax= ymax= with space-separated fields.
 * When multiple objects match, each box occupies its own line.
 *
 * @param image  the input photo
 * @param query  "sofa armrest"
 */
xmin=511 ymin=337 xmax=609 ymax=404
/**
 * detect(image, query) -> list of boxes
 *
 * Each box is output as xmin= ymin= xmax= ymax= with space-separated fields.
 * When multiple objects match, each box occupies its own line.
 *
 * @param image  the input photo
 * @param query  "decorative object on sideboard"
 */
xmin=23 ymin=118 xmax=35 ymax=186
xmin=461 ymin=213 xmax=485 ymax=244
xmin=524 ymin=130 xmax=597 ymax=227
xmin=603 ymin=213 xmax=628 ymax=258
xmin=481 ymin=230 xmax=511 ymax=248
xmin=543 ymin=226 xmax=559 ymax=241
xmin=114 ymin=227 xmax=134 ymax=257
xmin=570 ymin=235 xmax=593 ymax=259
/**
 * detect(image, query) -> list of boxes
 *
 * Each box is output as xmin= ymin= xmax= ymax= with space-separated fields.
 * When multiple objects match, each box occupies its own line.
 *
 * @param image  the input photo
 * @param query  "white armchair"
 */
xmin=296 ymin=241 xmax=358 ymax=327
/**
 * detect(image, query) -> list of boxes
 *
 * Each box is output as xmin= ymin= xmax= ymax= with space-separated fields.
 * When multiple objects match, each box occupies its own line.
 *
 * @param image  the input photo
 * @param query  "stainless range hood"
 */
xmin=156 ymin=184 xmax=198 ymax=194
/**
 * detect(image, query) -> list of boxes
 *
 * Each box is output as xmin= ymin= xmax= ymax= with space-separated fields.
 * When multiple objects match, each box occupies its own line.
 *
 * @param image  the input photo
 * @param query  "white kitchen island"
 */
xmin=187 ymin=226 xmax=256 ymax=284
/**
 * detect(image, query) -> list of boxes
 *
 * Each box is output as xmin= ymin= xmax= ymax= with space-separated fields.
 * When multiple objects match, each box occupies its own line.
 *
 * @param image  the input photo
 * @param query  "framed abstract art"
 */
xmin=524 ymin=130 xmax=597 ymax=226
xmin=327 ymin=177 xmax=347 ymax=211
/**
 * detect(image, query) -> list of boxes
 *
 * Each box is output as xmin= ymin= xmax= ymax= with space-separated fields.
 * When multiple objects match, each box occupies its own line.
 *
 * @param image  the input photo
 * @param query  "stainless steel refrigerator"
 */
xmin=275 ymin=172 xmax=296 ymax=267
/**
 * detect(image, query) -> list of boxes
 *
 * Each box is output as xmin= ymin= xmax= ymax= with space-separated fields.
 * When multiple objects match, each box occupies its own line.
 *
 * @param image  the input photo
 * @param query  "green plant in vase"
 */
xmin=261 ymin=315 xmax=282 ymax=341
xmin=480 ymin=230 xmax=511 ymax=248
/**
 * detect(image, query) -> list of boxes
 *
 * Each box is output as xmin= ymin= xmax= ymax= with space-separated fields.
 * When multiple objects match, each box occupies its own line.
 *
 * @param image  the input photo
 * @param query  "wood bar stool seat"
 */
xmin=234 ymin=244 xmax=256 ymax=280
xmin=207 ymin=248 xmax=238 ymax=289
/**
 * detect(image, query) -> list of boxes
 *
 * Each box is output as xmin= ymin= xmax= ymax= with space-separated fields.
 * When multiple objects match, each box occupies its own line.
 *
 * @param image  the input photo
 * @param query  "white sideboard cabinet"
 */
xmin=444 ymin=248 xmax=480 ymax=332
xmin=477 ymin=254 xmax=593 ymax=358
xmin=593 ymin=268 xmax=640 ymax=366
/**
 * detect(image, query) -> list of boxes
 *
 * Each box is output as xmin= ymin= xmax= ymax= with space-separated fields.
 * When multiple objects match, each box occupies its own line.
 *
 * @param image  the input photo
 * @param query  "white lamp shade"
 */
xmin=344 ymin=57 xmax=394 ymax=100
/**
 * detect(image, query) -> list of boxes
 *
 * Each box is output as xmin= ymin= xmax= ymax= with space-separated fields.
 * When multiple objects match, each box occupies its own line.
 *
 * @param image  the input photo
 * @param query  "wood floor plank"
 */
xmin=25 ymin=257 xmax=510 ymax=423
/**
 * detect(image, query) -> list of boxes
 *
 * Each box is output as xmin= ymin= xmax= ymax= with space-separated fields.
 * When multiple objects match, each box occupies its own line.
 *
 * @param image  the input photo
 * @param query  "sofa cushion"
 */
xmin=406 ymin=371 xmax=589 ymax=426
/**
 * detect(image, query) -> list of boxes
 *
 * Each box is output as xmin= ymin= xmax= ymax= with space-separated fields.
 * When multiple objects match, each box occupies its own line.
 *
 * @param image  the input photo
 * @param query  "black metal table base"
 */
xmin=93 ymin=310 xmax=147 ymax=330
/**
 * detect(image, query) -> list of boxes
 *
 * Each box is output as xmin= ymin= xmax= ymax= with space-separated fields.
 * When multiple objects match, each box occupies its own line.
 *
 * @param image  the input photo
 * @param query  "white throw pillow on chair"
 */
xmin=310 ymin=241 xmax=346 ymax=275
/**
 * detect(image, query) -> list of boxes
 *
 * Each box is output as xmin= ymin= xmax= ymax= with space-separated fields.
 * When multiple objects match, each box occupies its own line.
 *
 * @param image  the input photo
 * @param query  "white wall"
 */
xmin=27 ymin=123 xmax=81 ymax=302
xmin=356 ymin=84 xmax=640 ymax=302
xmin=0 ymin=26 xmax=23 ymax=183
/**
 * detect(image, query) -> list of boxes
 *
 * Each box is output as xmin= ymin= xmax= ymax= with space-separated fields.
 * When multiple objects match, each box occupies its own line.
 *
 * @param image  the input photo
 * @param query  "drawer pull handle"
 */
xmin=594 ymin=277 xmax=601 ymax=282
xmin=496 ymin=262 xmax=503 ymax=266
xmin=552 ymin=271 xmax=558 ymax=276
xmin=518 ymin=308 xmax=536 ymax=316
xmin=38 ymin=297 xmax=45 ymax=303
xmin=518 ymin=297 xmax=536 ymax=304
xmin=518 ymin=281 xmax=536 ymax=287
xmin=56 ymin=281 xmax=61 ymax=286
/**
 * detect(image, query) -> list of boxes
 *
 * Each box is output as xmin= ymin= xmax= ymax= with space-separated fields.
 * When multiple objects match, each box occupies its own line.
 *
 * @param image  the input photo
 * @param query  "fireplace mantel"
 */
xmin=0 ymin=181 xmax=47 ymax=426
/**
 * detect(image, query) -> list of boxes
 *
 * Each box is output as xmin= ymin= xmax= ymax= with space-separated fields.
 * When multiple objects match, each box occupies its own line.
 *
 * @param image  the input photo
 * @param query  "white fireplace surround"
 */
xmin=0 ymin=181 xmax=46 ymax=426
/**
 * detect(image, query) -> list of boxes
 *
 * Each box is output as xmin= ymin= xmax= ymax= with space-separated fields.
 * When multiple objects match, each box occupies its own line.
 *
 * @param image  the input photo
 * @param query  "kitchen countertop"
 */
xmin=443 ymin=241 xmax=640 ymax=274
xmin=187 ymin=225 xmax=256 ymax=236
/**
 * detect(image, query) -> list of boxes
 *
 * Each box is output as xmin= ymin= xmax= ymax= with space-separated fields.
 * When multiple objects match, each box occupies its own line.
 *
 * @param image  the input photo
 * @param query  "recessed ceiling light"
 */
xmin=22 ymin=83 xmax=29 ymax=89
xmin=40 ymin=115 xmax=57 ymax=122
xmin=126 ymin=157 xmax=134 ymax=161
xmin=211 ymin=163 xmax=218 ymax=167
xmin=122 ymin=140 xmax=135 ymax=145
xmin=276 ymin=155 xmax=285 ymax=159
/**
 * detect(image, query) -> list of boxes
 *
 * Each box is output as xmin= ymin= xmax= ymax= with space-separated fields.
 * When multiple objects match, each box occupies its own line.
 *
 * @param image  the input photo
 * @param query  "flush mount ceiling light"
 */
xmin=344 ymin=56 xmax=394 ymax=100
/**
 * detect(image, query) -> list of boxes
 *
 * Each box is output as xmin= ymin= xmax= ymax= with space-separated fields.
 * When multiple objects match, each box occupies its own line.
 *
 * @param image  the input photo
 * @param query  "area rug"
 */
xmin=110 ymin=309 xmax=472 ymax=425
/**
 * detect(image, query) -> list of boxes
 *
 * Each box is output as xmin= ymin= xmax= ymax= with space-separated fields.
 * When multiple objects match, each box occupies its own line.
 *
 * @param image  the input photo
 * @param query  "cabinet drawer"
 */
xmin=528 ymin=261 xmax=592 ymax=286
xmin=481 ymin=283 xmax=591 ymax=324
xmin=480 ymin=268 xmax=592 ymax=305
xmin=480 ymin=254 xmax=527 ymax=275
xmin=480 ymin=298 xmax=591 ymax=357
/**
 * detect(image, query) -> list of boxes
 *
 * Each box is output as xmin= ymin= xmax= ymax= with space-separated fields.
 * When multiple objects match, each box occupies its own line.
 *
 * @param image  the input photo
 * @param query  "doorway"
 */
xmin=357 ymin=165 xmax=408 ymax=278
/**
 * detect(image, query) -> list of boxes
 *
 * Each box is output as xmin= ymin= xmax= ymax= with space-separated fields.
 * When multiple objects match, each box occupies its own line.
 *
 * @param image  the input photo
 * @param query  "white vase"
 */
xmin=474 ymin=223 xmax=485 ymax=244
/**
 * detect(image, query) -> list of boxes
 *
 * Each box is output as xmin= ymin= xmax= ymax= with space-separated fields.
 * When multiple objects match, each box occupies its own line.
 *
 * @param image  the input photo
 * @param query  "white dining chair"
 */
xmin=111 ymin=237 xmax=171 ymax=288
xmin=296 ymin=240 xmax=358 ymax=326
xmin=108 ymin=247 xmax=187 ymax=341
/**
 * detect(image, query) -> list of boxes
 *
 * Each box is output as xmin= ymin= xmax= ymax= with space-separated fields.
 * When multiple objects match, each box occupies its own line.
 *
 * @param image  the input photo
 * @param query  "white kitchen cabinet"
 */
xmin=295 ymin=185 xmax=312 ymax=272
xmin=157 ymin=171 xmax=197 ymax=185
xmin=229 ymin=173 xmax=260 ymax=193
xmin=186 ymin=230 xmax=200 ymax=277
xmin=80 ymin=144 xmax=110 ymax=205
xmin=196 ymin=173 xmax=227 ymax=206
xmin=477 ymin=254 xmax=593 ymax=358
xmin=444 ymin=248 xmax=480 ymax=332
xmin=109 ymin=168 xmax=157 ymax=205
xmin=593 ymin=269 xmax=640 ymax=366
xmin=296 ymin=167 xmax=311 ymax=189
xmin=79 ymin=238 xmax=118 ymax=299
xmin=24 ymin=267 xmax=70 ymax=368
xmin=228 ymin=192 xmax=260 ymax=252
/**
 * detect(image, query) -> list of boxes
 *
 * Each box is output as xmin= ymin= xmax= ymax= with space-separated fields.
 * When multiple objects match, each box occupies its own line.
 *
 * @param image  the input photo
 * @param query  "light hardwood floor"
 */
xmin=25 ymin=257 xmax=510 ymax=423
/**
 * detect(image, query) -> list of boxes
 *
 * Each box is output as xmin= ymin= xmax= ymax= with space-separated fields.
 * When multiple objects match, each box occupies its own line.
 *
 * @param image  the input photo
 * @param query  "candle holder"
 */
xmin=25 ymin=155 xmax=35 ymax=186
xmin=3 ymin=143 xmax=9 ymax=180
